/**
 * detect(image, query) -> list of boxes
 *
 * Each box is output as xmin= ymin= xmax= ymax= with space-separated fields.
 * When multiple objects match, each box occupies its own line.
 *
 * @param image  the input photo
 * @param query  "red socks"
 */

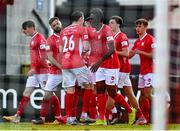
xmin=97 ymin=94 xmax=106 ymax=120
xmin=140 ymin=98 xmax=150 ymax=123
xmin=51 ymin=95 xmax=61 ymax=117
xmin=105 ymin=109 xmax=112 ymax=120
xmin=16 ymin=96 xmax=30 ymax=116
xmin=114 ymin=93 xmax=132 ymax=113
xmin=89 ymin=93 xmax=97 ymax=119
xmin=40 ymin=99 xmax=51 ymax=117
xmin=65 ymin=93 xmax=74 ymax=117
xmin=82 ymin=89 xmax=93 ymax=113
xmin=136 ymin=108 xmax=145 ymax=119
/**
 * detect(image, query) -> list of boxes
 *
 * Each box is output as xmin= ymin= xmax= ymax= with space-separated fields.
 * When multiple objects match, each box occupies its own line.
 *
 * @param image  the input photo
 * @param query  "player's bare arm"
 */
xmin=59 ymin=44 xmax=63 ymax=63
xmin=90 ymin=42 xmax=114 ymax=73
xmin=128 ymin=49 xmax=136 ymax=58
xmin=47 ymin=51 xmax=62 ymax=69
xmin=135 ymin=49 xmax=153 ymax=59
xmin=27 ymin=68 xmax=36 ymax=76
xmin=117 ymin=47 xmax=129 ymax=57
xmin=82 ymin=40 xmax=90 ymax=55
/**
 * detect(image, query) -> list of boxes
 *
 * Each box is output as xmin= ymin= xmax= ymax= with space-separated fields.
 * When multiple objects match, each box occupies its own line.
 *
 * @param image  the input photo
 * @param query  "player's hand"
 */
xmin=90 ymin=60 xmax=101 ymax=73
xmin=27 ymin=68 xmax=36 ymax=76
xmin=135 ymin=49 xmax=141 ymax=54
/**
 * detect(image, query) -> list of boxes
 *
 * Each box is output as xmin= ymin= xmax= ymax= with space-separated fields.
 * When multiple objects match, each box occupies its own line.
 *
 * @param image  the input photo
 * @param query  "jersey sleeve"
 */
xmin=46 ymin=36 xmax=53 ymax=52
xmin=105 ymin=26 xmax=114 ymax=44
xmin=150 ymin=37 xmax=155 ymax=49
xmin=81 ymin=27 xmax=89 ymax=41
xmin=120 ymin=34 xmax=129 ymax=48
xmin=33 ymin=36 xmax=48 ymax=69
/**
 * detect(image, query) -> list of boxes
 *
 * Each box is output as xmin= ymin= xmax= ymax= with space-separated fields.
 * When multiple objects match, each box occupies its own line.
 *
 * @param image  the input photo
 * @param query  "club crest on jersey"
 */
xmin=141 ymin=42 xmax=144 ymax=46
xmin=31 ymin=41 xmax=34 ymax=46
xmin=98 ymin=35 xmax=101 ymax=39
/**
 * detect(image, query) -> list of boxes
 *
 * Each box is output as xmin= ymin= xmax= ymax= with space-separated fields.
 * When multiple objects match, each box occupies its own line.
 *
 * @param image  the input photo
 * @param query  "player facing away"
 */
xmin=3 ymin=20 xmax=48 ymax=123
xmin=109 ymin=16 xmax=147 ymax=125
xmin=32 ymin=17 xmax=64 ymax=124
xmin=88 ymin=8 xmax=136 ymax=125
xmin=129 ymin=18 xmax=155 ymax=124
xmin=59 ymin=10 xmax=93 ymax=125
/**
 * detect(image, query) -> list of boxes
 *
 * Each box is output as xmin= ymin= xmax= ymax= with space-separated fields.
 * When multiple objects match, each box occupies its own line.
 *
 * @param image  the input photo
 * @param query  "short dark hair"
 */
xmin=70 ymin=10 xmax=84 ymax=22
xmin=90 ymin=8 xmax=104 ymax=22
xmin=135 ymin=18 xmax=148 ymax=27
xmin=110 ymin=16 xmax=123 ymax=27
xmin=22 ymin=20 xmax=35 ymax=30
xmin=49 ymin=17 xmax=59 ymax=25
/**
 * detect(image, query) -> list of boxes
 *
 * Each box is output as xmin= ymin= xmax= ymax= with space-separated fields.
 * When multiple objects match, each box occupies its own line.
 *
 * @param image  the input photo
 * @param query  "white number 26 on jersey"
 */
xmin=62 ymin=35 xmax=75 ymax=52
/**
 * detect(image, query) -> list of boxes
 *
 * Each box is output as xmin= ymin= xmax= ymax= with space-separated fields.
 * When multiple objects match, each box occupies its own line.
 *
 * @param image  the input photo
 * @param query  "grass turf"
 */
xmin=0 ymin=122 xmax=179 ymax=130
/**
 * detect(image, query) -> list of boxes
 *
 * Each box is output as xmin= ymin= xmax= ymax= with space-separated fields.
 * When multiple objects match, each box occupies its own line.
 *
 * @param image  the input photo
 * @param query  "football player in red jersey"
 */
xmin=3 ymin=20 xmax=48 ymax=123
xmin=59 ymin=11 xmax=93 ymax=125
xmin=129 ymin=18 xmax=155 ymax=124
xmin=109 ymin=16 xmax=147 ymax=125
xmin=32 ymin=17 xmax=64 ymax=124
xmin=89 ymin=8 xmax=136 ymax=125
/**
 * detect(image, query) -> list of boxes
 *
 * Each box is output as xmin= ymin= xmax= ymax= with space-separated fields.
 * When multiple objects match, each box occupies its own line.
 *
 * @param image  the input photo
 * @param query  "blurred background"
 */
xmin=0 ymin=0 xmax=179 ymax=125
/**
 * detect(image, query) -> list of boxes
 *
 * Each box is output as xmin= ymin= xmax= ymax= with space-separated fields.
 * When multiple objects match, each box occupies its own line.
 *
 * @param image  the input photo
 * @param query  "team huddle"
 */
xmin=3 ymin=8 xmax=154 ymax=126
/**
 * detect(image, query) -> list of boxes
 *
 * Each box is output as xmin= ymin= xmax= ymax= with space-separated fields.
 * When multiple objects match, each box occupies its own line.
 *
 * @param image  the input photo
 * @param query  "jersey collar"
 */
xmin=140 ymin=33 xmax=147 ymax=41
xmin=31 ymin=32 xmax=38 ymax=39
xmin=53 ymin=33 xmax=60 ymax=38
xmin=97 ymin=24 xmax=104 ymax=33
xmin=114 ymin=31 xmax=121 ymax=38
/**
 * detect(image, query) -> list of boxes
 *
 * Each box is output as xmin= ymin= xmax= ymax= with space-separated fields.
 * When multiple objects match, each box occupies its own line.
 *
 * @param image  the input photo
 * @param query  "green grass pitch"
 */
xmin=0 ymin=122 xmax=179 ymax=130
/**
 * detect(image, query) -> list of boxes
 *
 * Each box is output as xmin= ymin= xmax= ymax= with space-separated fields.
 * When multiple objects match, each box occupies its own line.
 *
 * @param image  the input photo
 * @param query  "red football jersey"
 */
xmin=114 ymin=31 xmax=131 ymax=73
xmin=60 ymin=24 xmax=89 ymax=69
xmin=86 ymin=26 xmax=102 ymax=66
xmin=46 ymin=33 xmax=62 ymax=74
xmin=91 ymin=24 xmax=120 ymax=69
xmin=132 ymin=33 xmax=154 ymax=75
xmin=29 ymin=32 xmax=48 ymax=74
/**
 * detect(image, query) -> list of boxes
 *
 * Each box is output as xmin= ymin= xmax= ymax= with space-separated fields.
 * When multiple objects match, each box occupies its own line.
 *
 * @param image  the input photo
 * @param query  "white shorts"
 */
xmin=95 ymin=67 xmax=119 ymax=86
xmin=138 ymin=73 xmax=154 ymax=88
xmin=26 ymin=74 xmax=48 ymax=89
xmin=118 ymin=72 xmax=132 ymax=88
xmin=62 ymin=66 xmax=91 ymax=88
xmin=88 ymin=66 xmax=96 ymax=85
xmin=44 ymin=74 xmax=62 ymax=91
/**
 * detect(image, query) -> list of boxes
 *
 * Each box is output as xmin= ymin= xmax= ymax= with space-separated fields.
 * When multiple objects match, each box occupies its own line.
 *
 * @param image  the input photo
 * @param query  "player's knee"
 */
xmin=44 ymin=91 xmax=53 ymax=100
xmin=23 ymin=88 xmax=34 ymax=97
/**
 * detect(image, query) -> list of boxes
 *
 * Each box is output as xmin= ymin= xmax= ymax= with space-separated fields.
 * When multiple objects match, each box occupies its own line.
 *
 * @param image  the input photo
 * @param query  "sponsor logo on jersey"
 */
xmin=40 ymin=44 xmax=46 ymax=49
xmin=45 ymin=45 xmax=50 ymax=50
xmin=107 ymin=36 xmax=114 ymax=41
xmin=84 ymin=35 xmax=88 ymax=40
